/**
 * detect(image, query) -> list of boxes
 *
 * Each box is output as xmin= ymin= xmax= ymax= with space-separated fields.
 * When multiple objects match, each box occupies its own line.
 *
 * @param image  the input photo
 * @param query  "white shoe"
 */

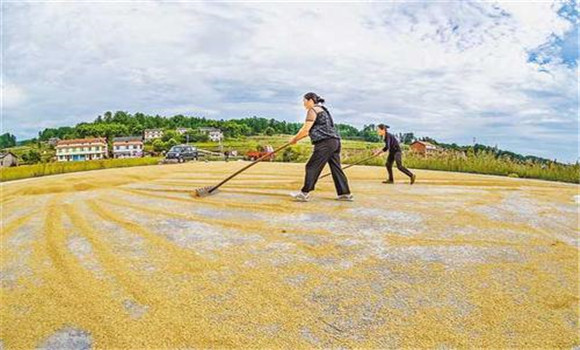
xmin=336 ymin=194 xmax=354 ymax=202
xmin=291 ymin=192 xmax=311 ymax=202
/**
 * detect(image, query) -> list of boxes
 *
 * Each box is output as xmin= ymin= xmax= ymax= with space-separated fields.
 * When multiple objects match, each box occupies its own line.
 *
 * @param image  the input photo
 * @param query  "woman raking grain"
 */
xmin=289 ymin=92 xmax=353 ymax=202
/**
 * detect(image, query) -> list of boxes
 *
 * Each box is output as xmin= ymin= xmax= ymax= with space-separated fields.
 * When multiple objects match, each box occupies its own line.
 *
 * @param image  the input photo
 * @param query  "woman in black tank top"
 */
xmin=288 ymin=92 xmax=353 ymax=202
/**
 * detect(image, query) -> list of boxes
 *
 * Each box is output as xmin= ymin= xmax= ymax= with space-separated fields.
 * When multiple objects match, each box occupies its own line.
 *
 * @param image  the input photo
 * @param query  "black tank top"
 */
xmin=308 ymin=106 xmax=340 ymax=144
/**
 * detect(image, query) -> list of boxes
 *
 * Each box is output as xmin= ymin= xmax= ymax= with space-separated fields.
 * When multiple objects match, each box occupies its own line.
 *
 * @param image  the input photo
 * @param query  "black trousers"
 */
xmin=301 ymin=138 xmax=351 ymax=195
xmin=386 ymin=151 xmax=414 ymax=180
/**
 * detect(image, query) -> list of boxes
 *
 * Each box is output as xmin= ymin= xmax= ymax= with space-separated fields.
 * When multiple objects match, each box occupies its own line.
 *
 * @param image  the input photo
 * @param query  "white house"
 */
xmin=198 ymin=127 xmax=224 ymax=142
xmin=176 ymin=127 xmax=188 ymax=135
xmin=56 ymin=138 xmax=108 ymax=162
xmin=144 ymin=129 xmax=164 ymax=140
xmin=113 ymin=136 xmax=143 ymax=158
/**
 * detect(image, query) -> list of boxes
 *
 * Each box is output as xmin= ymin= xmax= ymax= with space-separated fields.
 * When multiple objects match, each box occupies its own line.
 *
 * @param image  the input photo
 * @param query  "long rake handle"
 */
xmin=320 ymin=153 xmax=382 ymax=179
xmin=208 ymin=142 xmax=293 ymax=193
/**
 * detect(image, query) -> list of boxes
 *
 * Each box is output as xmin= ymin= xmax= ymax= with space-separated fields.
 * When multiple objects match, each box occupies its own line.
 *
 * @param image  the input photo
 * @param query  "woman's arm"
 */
xmin=290 ymin=109 xmax=317 ymax=144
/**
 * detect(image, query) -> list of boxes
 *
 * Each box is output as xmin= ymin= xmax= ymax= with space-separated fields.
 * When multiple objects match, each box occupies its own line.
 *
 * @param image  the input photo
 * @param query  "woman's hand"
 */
xmin=373 ymin=149 xmax=383 ymax=156
xmin=289 ymin=136 xmax=298 ymax=145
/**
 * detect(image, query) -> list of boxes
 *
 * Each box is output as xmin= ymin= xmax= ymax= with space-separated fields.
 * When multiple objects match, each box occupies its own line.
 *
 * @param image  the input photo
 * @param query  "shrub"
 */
xmin=282 ymin=147 xmax=300 ymax=162
xmin=166 ymin=138 xmax=179 ymax=149
xmin=152 ymin=139 xmax=165 ymax=152
xmin=264 ymin=127 xmax=275 ymax=136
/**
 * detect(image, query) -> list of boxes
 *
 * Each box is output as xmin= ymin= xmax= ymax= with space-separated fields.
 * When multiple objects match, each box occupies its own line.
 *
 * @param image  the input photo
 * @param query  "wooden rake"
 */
xmin=319 ymin=152 xmax=383 ymax=179
xmin=192 ymin=142 xmax=293 ymax=197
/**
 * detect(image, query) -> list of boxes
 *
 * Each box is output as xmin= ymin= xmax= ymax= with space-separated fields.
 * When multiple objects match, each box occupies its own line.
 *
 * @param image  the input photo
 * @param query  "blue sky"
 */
xmin=2 ymin=1 xmax=578 ymax=162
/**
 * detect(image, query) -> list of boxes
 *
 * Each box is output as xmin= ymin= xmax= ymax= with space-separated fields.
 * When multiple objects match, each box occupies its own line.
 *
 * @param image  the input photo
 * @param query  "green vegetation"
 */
xmin=1 ymin=135 xmax=577 ymax=183
xmin=36 ymin=111 xmax=383 ymax=142
xmin=3 ymin=111 xmax=577 ymax=184
xmin=345 ymin=150 xmax=579 ymax=184
xmin=0 ymin=157 xmax=160 ymax=182
xmin=3 ymin=143 xmax=55 ymax=164
xmin=203 ymin=136 xmax=579 ymax=183
xmin=0 ymin=133 xmax=17 ymax=149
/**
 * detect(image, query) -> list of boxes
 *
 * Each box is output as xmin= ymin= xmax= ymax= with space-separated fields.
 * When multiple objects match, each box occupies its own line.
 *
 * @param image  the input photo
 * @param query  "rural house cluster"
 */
xmin=54 ymin=127 xmax=224 ymax=162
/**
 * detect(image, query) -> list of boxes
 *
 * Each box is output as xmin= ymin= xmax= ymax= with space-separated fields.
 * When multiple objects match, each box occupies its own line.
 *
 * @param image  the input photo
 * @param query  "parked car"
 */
xmin=165 ymin=145 xmax=198 ymax=162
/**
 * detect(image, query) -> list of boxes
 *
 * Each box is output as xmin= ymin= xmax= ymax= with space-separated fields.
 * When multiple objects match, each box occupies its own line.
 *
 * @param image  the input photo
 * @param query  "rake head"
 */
xmin=192 ymin=186 xmax=218 ymax=198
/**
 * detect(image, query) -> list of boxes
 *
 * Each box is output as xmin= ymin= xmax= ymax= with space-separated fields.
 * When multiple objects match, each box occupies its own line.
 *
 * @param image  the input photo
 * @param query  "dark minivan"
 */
xmin=165 ymin=145 xmax=198 ymax=162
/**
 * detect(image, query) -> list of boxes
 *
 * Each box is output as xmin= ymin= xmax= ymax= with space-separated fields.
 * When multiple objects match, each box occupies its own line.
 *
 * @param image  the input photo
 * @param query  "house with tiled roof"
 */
xmin=56 ymin=138 xmax=108 ymax=162
xmin=113 ymin=136 xmax=143 ymax=158
xmin=410 ymin=141 xmax=439 ymax=155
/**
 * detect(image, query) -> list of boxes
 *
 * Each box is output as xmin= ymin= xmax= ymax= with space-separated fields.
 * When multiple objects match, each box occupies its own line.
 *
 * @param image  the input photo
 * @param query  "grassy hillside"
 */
xmin=4 ymin=143 xmax=55 ymax=164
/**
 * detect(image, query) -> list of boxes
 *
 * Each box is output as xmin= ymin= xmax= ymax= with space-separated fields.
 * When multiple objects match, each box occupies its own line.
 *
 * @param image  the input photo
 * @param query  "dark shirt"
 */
xmin=308 ymin=106 xmax=341 ymax=144
xmin=382 ymin=132 xmax=401 ymax=153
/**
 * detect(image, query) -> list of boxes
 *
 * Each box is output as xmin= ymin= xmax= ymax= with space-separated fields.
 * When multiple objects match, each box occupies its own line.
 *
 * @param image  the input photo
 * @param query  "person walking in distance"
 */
xmin=289 ymin=92 xmax=353 ymax=202
xmin=374 ymin=124 xmax=416 ymax=184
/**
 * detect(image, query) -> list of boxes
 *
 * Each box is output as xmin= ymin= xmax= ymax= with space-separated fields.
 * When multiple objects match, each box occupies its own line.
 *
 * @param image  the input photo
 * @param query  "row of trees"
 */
xmin=37 ymin=111 xmax=390 ymax=143
xmin=38 ymin=112 xmax=305 ymax=141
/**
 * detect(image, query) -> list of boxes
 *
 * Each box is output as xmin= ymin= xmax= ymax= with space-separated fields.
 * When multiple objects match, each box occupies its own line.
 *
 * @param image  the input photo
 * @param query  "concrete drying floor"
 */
xmin=1 ymin=161 xmax=578 ymax=349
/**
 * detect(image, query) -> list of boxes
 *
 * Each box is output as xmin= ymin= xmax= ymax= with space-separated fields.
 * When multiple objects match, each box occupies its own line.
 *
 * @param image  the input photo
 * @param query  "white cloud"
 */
xmin=2 ymin=83 xmax=26 ymax=109
xmin=2 ymin=1 xmax=577 ymax=161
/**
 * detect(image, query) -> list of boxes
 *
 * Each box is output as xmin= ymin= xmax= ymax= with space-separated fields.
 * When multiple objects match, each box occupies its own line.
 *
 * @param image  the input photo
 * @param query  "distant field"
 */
xmin=197 ymin=135 xmax=579 ymax=184
xmin=196 ymin=135 xmax=379 ymax=152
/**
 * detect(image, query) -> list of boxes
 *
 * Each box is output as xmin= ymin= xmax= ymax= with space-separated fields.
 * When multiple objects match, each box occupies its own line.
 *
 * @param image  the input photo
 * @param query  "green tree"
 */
xmin=0 ymin=133 xmax=17 ymax=149
xmin=103 ymin=111 xmax=113 ymax=123
xmin=282 ymin=147 xmax=299 ymax=162
xmin=362 ymin=125 xmax=380 ymax=142
xmin=337 ymin=124 xmax=361 ymax=139
xmin=264 ymin=127 xmax=275 ymax=136
xmin=184 ymin=131 xmax=209 ymax=143
xmin=162 ymin=130 xmax=180 ymax=142
xmin=112 ymin=111 xmax=131 ymax=124
xmin=23 ymin=149 xmax=41 ymax=164
xmin=401 ymin=133 xmax=416 ymax=144
xmin=166 ymin=138 xmax=179 ymax=149
xmin=152 ymin=139 xmax=165 ymax=153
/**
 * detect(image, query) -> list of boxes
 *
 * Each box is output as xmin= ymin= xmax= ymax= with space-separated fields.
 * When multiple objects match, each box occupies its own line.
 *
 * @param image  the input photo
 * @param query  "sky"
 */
xmin=2 ymin=0 xmax=578 ymax=162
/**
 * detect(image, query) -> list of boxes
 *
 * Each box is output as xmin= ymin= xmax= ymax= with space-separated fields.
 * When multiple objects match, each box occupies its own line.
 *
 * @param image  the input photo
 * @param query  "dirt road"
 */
xmin=1 ymin=162 xmax=578 ymax=349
